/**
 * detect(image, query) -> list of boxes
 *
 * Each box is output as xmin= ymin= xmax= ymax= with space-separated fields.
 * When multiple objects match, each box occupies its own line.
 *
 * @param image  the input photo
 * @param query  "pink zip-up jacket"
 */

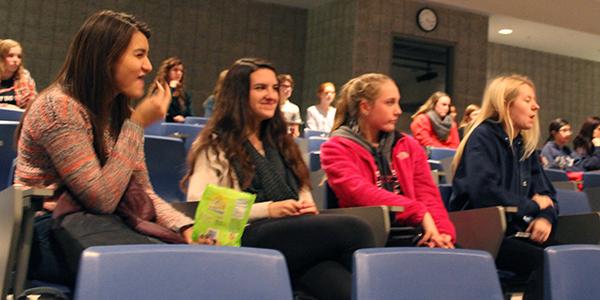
xmin=321 ymin=133 xmax=456 ymax=240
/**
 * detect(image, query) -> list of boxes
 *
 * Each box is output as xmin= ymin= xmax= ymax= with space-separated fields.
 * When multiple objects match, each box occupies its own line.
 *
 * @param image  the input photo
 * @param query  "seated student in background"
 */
xmin=183 ymin=58 xmax=375 ymax=300
xmin=458 ymin=104 xmax=480 ymax=139
xmin=572 ymin=116 xmax=600 ymax=171
xmin=151 ymin=57 xmax=192 ymax=122
xmin=306 ymin=82 xmax=336 ymax=132
xmin=320 ymin=73 xmax=455 ymax=248
xmin=202 ymin=69 xmax=228 ymax=118
xmin=540 ymin=118 xmax=582 ymax=171
xmin=410 ymin=91 xmax=460 ymax=149
xmin=278 ymin=74 xmax=302 ymax=137
xmin=15 ymin=10 xmax=214 ymax=285
xmin=0 ymin=39 xmax=37 ymax=109
xmin=450 ymin=74 xmax=557 ymax=300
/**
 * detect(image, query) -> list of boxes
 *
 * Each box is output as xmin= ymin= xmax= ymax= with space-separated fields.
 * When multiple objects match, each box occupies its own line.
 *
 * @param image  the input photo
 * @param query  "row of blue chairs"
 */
xmin=71 ymin=244 xmax=600 ymax=300
xmin=0 ymin=108 xmax=23 ymax=122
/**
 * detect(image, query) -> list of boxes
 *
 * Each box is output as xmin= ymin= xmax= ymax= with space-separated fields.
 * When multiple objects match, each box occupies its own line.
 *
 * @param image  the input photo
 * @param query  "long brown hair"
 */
xmin=17 ymin=10 xmax=150 ymax=165
xmin=151 ymin=57 xmax=185 ymax=106
xmin=182 ymin=58 xmax=309 ymax=190
xmin=573 ymin=116 xmax=600 ymax=155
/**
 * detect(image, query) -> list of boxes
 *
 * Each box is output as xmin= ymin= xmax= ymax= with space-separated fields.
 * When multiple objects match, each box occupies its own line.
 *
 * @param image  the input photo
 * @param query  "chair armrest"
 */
xmin=449 ymin=206 xmax=507 ymax=258
xmin=323 ymin=206 xmax=397 ymax=247
xmin=555 ymin=212 xmax=600 ymax=244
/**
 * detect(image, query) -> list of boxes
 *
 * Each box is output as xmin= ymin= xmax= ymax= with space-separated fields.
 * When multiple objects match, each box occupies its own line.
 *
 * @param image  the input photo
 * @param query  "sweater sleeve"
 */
xmin=452 ymin=130 xmax=540 ymax=217
xmin=133 ymin=160 xmax=193 ymax=232
xmin=447 ymin=123 xmax=460 ymax=148
xmin=406 ymin=138 xmax=456 ymax=240
xmin=305 ymin=106 xmax=317 ymax=130
xmin=186 ymin=148 xmax=271 ymax=221
xmin=321 ymin=138 xmax=428 ymax=226
xmin=34 ymin=97 xmax=144 ymax=214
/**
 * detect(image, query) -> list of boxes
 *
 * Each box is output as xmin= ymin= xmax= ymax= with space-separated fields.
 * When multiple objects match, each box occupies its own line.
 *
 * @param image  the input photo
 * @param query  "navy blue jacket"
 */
xmin=450 ymin=120 xmax=558 ymax=233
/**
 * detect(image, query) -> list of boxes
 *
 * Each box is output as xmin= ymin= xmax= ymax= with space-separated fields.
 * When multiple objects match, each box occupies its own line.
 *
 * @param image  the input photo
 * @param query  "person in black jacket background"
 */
xmin=450 ymin=74 xmax=557 ymax=300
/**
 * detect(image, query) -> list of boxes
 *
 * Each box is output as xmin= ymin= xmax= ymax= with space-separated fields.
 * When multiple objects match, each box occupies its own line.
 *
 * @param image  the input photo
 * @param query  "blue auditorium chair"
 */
xmin=544 ymin=168 xmax=569 ymax=182
xmin=556 ymin=188 xmax=591 ymax=215
xmin=0 ymin=121 xmax=19 ymax=192
xmin=0 ymin=108 xmax=23 ymax=121
xmin=161 ymin=123 xmax=203 ymax=152
xmin=429 ymin=147 xmax=456 ymax=160
xmin=353 ymin=248 xmax=503 ymax=300
xmin=74 ymin=245 xmax=293 ymax=300
xmin=143 ymin=135 xmax=186 ymax=202
xmin=544 ymin=245 xmax=600 ymax=300
xmin=304 ymin=128 xmax=328 ymax=138
xmin=183 ymin=116 xmax=209 ymax=125
xmin=144 ymin=121 xmax=164 ymax=136
xmin=309 ymin=151 xmax=321 ymax=172
xmin=438 ymin=183 xmax=452 ymax=209
xmin=583 ymin=172 xmax=600 ymax=189
xmin=308 ymin=136 xmax=328 ymax=152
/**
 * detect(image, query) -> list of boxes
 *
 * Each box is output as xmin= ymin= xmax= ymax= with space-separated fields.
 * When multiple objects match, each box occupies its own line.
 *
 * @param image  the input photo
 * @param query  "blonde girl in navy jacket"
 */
xmin=450 ymin=74 xmax=557 ymax=300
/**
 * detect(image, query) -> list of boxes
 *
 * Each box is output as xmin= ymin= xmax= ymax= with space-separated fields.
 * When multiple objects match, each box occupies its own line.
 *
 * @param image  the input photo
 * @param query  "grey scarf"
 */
xmin=426 ymin=110 xmax=452 ymax=141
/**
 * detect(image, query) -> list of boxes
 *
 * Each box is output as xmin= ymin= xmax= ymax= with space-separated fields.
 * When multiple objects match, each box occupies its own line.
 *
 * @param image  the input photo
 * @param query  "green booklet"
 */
xmin=192 ymin=184 xmax=256 ymax=247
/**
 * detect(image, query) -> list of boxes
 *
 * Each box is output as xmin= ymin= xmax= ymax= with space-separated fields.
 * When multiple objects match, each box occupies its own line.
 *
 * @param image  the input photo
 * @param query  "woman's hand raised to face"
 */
xmin=131 ymin=81 xmax=172 ymax=128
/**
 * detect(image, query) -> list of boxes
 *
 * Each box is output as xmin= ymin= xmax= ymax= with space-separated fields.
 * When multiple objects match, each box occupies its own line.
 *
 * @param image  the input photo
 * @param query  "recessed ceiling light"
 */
xmin=498 ymin=28 xmax=513 ymax=35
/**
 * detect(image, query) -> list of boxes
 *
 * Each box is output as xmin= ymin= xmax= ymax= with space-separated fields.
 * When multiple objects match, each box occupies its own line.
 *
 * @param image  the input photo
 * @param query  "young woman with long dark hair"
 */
xmin=183 ymin=58 xmax=375 ymax=300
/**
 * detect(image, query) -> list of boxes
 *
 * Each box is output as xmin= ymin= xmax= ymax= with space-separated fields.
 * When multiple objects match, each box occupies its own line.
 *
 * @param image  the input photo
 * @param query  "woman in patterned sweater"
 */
xmin=15 ymin=10 xmax=214 ymax=284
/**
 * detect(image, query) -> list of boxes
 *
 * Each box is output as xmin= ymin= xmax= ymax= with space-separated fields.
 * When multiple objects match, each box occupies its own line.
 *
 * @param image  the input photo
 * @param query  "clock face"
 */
xmin=417 ymin=8 xmax=438 ymax=32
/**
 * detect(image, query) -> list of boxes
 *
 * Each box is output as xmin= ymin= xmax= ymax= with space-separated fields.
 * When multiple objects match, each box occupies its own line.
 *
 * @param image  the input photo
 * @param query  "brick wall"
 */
xmin=0 ymin=0 xmax=307 ymax=116
xmin=488 ymin=42 xmax=600 ymax=142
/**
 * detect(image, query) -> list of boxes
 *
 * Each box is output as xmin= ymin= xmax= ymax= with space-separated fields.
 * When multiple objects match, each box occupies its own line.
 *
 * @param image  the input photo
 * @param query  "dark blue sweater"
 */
xmin=450 ymin=120 xmax=558 ymax=233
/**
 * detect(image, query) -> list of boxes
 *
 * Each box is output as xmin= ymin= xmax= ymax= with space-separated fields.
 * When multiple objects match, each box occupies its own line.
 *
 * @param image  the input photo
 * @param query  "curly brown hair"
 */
xmin=182 ymin=58 xmax=309 ymax=190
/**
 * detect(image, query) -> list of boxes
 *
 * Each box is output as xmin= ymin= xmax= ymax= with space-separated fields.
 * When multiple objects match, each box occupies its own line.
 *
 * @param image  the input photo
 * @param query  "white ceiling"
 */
xmin=261 ymin=0 xmax=600 ymax=62
xmin=428 ymin=0 xmax=600 ymax=62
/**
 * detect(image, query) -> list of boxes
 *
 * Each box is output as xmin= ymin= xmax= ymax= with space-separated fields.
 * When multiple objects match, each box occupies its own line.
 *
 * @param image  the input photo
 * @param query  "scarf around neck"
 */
xmin=426 ymin=110 xmax=452 ymax=141
xmin=231 ymin=140 xmax=300 ymax=203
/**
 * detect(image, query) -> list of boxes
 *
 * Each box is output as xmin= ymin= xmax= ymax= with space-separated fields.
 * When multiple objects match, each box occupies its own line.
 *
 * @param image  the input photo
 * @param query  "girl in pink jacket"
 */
xmin=321 ymin=73 xmax=455 ymax=248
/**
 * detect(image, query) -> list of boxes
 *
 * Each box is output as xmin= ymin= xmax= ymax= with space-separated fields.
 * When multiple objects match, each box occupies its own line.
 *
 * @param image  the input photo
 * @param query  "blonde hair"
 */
xmin=452 ymin=74 xmax=539 ymax=173
xmin=411 ymin=91 xmax=450 ymax=119
xmin=0 ymin=39 xmax=25 ymax=81
xmin=459 ymin=104 xmax=480 ymax=128
xmin=332 ymin=73 xmax=392 ymax=131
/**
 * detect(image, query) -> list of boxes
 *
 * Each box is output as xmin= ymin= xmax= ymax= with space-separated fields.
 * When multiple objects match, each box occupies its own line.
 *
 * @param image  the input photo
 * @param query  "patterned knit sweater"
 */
xmin=15 ymin=85 xmax=192 ymax=232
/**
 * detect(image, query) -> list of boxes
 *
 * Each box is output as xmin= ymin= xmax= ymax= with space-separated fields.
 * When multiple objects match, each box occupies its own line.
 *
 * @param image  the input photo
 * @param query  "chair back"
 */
xmin=183 ymin=116 xmax=209 ymax=125
xmin=544 ymin=245 xmax=600 ymax=300
xmin=438 ymin=183 xmax=452 ymax=209
xmin=144 ymin=135 xmax=186 ymax=202
xmin=0 ymin=108 xmax=23 ymax=121
xmin=74 ymin=244 xmax=293 ymax=300
xmin=308 ymin=151 xmax=321 ymax=172
xmin=544 ymin=168 xmax=569 ymax=182
xmin=304 ymin=128 xmax=328 ymax=138
xmin=583 ymin=172 xmax=600 ymax=189
xmin=448 ymin=206 xmax=507 ymax=258
xmin=308 ymin=136 xmax=328 ymax=152
xmin=429 ymin=147 xmax=456 ymax=160
xmin=353 ymin=248 xmax=503 ymax=300
xmin=161 ymin=123 xmax=203 ymax=152
xmin=144 ymin=121 xmax=164 ymax=136
xmin=556 ymin=188 xmax=591 ymax=215
xmin=0 ymin=121 xmax=18 ymax=191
